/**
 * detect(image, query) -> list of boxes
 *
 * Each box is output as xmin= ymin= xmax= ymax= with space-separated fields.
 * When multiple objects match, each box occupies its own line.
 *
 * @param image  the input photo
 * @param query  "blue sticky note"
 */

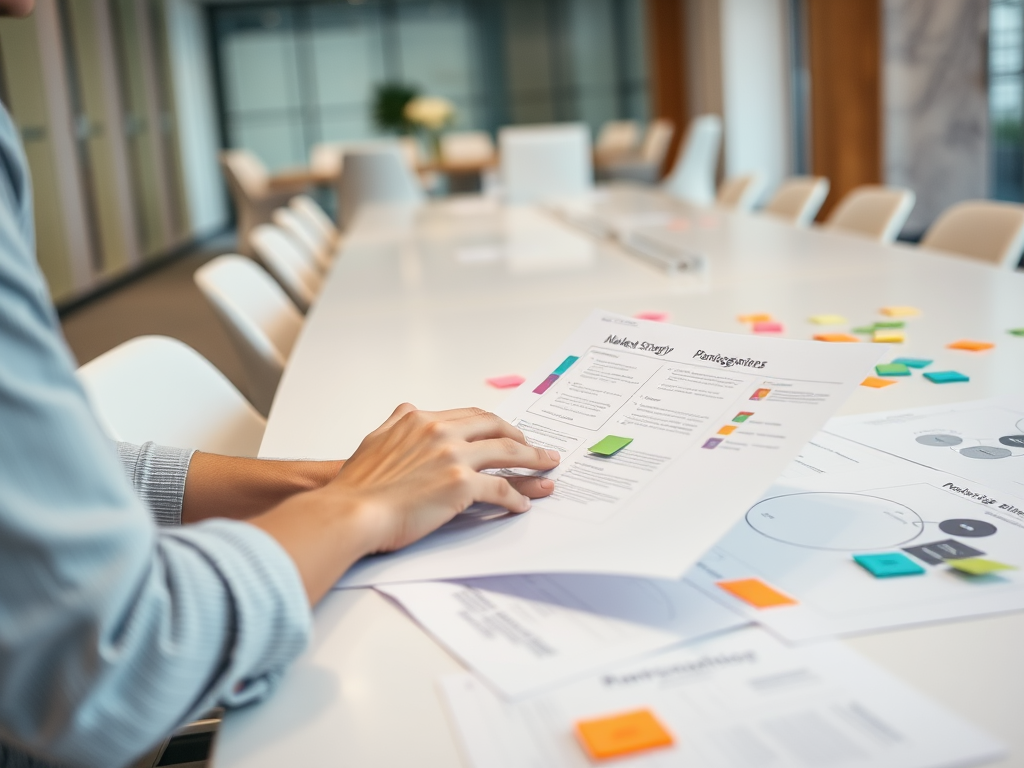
xmin=892 ymin=357 xmax=933 ymax=369
xmin=924 ymin=370 xmax=970 ymax=384
xmin=854 ymin=552 xmax=925 ymax=578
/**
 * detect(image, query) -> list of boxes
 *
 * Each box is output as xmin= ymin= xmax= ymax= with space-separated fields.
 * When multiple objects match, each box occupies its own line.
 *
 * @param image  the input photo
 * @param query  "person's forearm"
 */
xmin=181 ymin=453 xmax=344 ymax=524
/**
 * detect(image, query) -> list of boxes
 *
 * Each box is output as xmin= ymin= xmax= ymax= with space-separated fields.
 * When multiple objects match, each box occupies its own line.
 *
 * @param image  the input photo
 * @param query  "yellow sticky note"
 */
xmin=809 ymin=314 xmax=847 ymax=325
xmin=880 ymin=306 xmax=920 ymax=317
xmin=738 ymin=313 xmax=773 ymax=323
xmin=948 ymin=339 xmax=995 ymax=352
xmin=717 ymin=425 xmax=738 ymax=435
xmin=717 ymin=578 xmax=797 ymax=609
xmin=861 ymin=376 xmax=897 ymax=388
xmin=873 ymin=330 xmax=905 ymax=343
xmin=576 ymin=709 xmax=674 ymax=760
xmin=814 ymin=333 xmax=860 ymax=342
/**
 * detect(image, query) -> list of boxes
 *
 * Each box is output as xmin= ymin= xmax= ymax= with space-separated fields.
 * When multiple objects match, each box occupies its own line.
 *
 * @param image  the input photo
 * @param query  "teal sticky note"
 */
xmin=854 ymin=553 xmax=925 ymax=578
xmin=924 ymin=370 xmax=970 ymax=384
xmin=892 ymin=357 xmax=932 ymax=368
xmin=554 ymin=355 xmax=579 ymax=375
xmin=875 ymin=363 xmax=911 ymax=377
xmin=589 ymin=435 xmax=633 ymax=456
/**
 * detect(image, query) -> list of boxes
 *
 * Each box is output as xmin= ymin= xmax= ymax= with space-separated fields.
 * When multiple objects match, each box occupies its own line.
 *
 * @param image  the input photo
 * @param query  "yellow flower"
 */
xmin=404 ymin=96 xmax=455 ymax=130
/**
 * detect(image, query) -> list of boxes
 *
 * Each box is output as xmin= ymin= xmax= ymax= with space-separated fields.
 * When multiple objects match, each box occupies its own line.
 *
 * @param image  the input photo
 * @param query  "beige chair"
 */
xmin=194 ymin=255 xmax=303 ymax=417
xmin=219 ymin=150 xmax=305 ymax=257
xmin=440 ymin=130 xmax=496 ymax=164
xmin=77 ymin=336 xmax=265 ymax=456
xmin=290 ymin=194 xmax=341 ymax=247
xmin=920 ymin=200 xmax=1024 ymax=269
xmin=823 ymin=185 xmax=916 ymax=243
xmin=594 ymin=120 xmax=640 ymax=163
xmin=716 ymin=174 xmax=765 ymax=212
xmin=272 ymin=207 xmax=331 ymax=273
xmin=763 ymin=176 xmax=830 ymax=227
xmin=250 ymin=224 xmax=324 ymax=313
xmin=661 ymin=115 xmax=720 ymax=204
xmin=599 ymin=118 xmax=675 ymax=184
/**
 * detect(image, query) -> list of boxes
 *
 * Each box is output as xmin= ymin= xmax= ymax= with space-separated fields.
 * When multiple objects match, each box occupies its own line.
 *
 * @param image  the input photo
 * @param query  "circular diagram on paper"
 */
xmin=939 ymin=518 xmax=998 ymax=538
xmin=745 ymin=492 xmax=924 ymax=551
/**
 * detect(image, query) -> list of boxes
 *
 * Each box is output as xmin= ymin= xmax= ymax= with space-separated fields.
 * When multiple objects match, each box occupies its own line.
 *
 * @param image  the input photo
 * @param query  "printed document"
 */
xmin=338 ymin=310 xmax=883 ymax=587
xmin=377 ymin=574 xmax=747 ymax=698
xmin=440 ymin=625 xmax=1003 ymax=768
xmin=688 ymin=397 xmax=1024 ymax=641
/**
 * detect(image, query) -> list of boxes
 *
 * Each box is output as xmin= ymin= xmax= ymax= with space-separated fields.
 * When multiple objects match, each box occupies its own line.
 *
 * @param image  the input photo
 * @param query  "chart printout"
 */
xmin=688 ymin=397 xmax=1024 ymax=641
xmin=440 ymin=626 xmax=1003 ymax=768
xmin=336 ymin=311 xmax=884 ymax=587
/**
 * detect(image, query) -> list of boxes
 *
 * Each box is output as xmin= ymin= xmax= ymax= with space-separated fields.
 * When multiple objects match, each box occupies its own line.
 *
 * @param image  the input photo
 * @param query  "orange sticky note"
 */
xmin=861 ymin=376 xmax=896 ymax=388
xmin=717 ymin=578 xmax=797 ymax=609
xmin=813 ymin=333 xmax=860 ymax=342
xmin=738 ymin=313 xmax=773 ymax=323
xmin=880 ymin=306 xmax=920 ymax=317
xmin=576 ymin=709 xmax=674 ymax=760
xmin=717 ymin=425 xmax=738 ymax=435
xmin=948 ymin=339 xmax=994 ymax=352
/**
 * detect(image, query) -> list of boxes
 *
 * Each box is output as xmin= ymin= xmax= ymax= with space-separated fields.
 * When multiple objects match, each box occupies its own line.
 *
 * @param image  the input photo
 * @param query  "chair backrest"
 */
xmin=763 ymin=176 xmax=830 ymax=226
xmin=272 ymin=207 xmax=331 ymax=272
xmin=661 ymin=114 xmax=721 ymax=205
xmin=290 ymin=194 xmax=340 ymax=244
xmin=77 ymin=336 xmax=266 ymax=457
xmin=440 ymin=130 xmax=496 ymax=164
xmin=639 ymin=118 xmax=676 ymax=166
xmin=337 ymin=150 xmax=425 ymax=229
xmin=499 ymin=123 xmax=593 ymax=204
xmin=310 ymin=142 xmax=346 ymax=178
xmin=194 ymin=255 xmax=303 ymax=417
xmin=716 ymin=173 xmax=766 ymax=212
xmin=824 ymin=185 xmax=916 ymax=243
xmin=595 ymin=120 xmax=640 ymax=158
xmin=920 ymin=200 xmax=1024 ymax=269
xmin=250 ymin=224 xmax=324 ymax=312
xmin=219 ymin=149 xmax=269 ymax=201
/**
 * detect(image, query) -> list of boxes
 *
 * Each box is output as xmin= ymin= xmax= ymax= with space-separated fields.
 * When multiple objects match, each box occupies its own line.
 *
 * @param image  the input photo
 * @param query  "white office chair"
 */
xmin=194 ymin=255 xmax=304 ymax=417
xmin=661 ymin=114 xmax=722 ymax=205
xmin=272 ymin=207 xmax=331 ymax=273
xmin=763 ymin=176 xmax=830 ymax=227
xmin=220 ymin=149 xmax=299 ymax=257
xmin=290 ymin=194 xmax=341 ymax=246
xmin=499 ymin=123 xmax=593 ymax=204
xmin=250 ymin=224 xmax=324 ymax=313
xmin=440 ymin=130 xmax=496 ymax=164
xmin=823 ymin=185 xmax=916 ymax=243
xmin=337 ymin=149 xmax=425 ymax=229
xmin=920 ymin=200 xmax=1024 ymax=269
xmin=595 ymin=119 xmax=640 ymax=162
xmin=716 ymin=173 xmax=765 ymax=212
xmin=77 ymin=336 xmax=266 ymax=457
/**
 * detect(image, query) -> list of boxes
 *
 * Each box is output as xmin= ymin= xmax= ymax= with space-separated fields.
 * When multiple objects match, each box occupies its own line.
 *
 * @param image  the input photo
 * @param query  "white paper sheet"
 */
xmin=337 ymin=310 xmax=884 ymax=587
xmin=377 ymin=574 xmax=748 ymax=699
xmin=688 ymin=397 xmax=1024 ymax=641
xmin=440 ymin=625 xmax=1003 ymax=768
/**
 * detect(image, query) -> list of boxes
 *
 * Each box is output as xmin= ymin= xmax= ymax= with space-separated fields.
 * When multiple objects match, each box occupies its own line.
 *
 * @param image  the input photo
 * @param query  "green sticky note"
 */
xmin=948 ymin=558 xmax=1016 ymax=576
xmin=892 ymin=357 xmax=932 ymax=368
xmin=852 ymin=325 xmax=876 ymax=334
xmin=854 ymin=553 xmax=925 ymax=578
xmin=1010 ymin=328 xmax=1024 ymax=337
xmin=588 ymin=435 xmax=633 ymax=456
xmin=875 ymin=363 xmax=911 ymax=377
xmin=924 ymin=370 xmax=969 ymax=384
xmin=873 ymin=320 xmax=905 ymax=329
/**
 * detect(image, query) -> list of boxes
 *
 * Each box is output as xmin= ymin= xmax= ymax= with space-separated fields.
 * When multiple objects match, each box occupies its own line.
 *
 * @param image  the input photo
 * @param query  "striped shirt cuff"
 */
xmin=116 ymin=442 xmax=196 ymax=527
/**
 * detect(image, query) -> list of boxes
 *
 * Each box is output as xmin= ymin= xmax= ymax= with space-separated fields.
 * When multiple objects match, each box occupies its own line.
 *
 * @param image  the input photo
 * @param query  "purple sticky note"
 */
xmin=533 ymin=374 xmax=559 ymax=394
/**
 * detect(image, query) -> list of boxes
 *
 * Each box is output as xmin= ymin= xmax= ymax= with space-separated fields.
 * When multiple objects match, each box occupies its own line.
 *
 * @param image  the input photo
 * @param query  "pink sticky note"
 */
xmin=753 ymin=321 xmax=784 ymax=333
xmin=486 ymin=375 xmax=525 ymax=389
xmin=668 ymin=219 xmax=690 ymax=231
xmin=635 ymin=311 xmax=671 ymax=322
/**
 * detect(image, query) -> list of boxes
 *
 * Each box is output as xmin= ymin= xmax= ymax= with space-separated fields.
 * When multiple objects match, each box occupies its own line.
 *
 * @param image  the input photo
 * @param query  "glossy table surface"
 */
xmin=216 ymin=190 xmax=1024 ymax=768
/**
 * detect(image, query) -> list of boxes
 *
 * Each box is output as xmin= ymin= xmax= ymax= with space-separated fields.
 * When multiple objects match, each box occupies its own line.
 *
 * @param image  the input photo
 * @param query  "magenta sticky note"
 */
xmin=753 ymin=321 xmax=784 ymax=333
xmin=486 ymin=374 xmax=525 ymax=389
xmin=533 ymin=373 xmax=559 ymax=394
xmin=634 ymin=311 xmax=670 ymax=322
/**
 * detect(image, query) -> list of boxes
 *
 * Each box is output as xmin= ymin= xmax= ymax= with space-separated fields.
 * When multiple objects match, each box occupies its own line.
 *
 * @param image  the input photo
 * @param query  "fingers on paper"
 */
xmin=462 ymin=437 xmax=560 ymax=472
xmin=506 ymin=475 xmax=556 ymax=499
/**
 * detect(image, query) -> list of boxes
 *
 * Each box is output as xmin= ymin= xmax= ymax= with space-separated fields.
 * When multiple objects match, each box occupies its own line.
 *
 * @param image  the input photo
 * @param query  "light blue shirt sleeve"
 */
xmin=0 ymin=105 xmax=311 ymax=768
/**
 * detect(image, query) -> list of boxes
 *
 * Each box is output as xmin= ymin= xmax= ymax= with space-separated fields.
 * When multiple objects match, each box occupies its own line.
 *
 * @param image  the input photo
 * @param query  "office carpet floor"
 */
xmin=60 ymin=234 xmax=251 ymax=400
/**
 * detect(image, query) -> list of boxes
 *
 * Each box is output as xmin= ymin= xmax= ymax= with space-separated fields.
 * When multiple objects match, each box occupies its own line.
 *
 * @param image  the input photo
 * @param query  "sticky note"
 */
xmin=852 ymin=325 xmax=876 ymax=334
xmin=892 ymin=357 xmax=932 ymax=368
xmin=814 ymin=333 xmax=860 ymax=342
xmin=485 ymin=374 xmax=525 ymax=389
xmin=753 ymin=320 xmax=784 ymax=333
xmin=875 ymin=363 xmax=911 ymax=377
xmin=554 ymin=355 xmax=580 ymax=375
xmin=749 ymin=388 xmax=771 ymax=400
xmin=810 ymin=314 xmax=847 ymax=325
xmin=717 ymin=578 xmax=797 ymax=608
xmin=948 ymin=558 xmax=1016 ymax=576
xmin=873 ymin=320 xmax=905 ymax=329
xmin=635 ymin=311 xmax=670 ymax=322
xmin=576 ymin=709 xmax=674 ymax=760
xmin=702 ymin=437 xmax=723 ymax=449
xmin=880 ymin=306 xmax=921 ymax=317
xmin=733 ymin=411 xmax=754 ymax=422
xmin=738 ymin=313 xmax=773 ymax=323
xmin=924 ymin=370 xmax=970 ymax=384
xmin=873 ymin=330 xmax=904 ymax=343
xmin=717 ymin=425 xmax=737 ymax=435
xmin=589 ymin=435 xmax=633 ymax=456
xmin=853 ymin=553 xmax=925 ymax=578
xmin=1010 ymin=328 xmax=1024 ymax=336
xmin=948 ymin=340 xmax=994 ymax=352
xmin=861 ymin=376 xmax=896 ymax=388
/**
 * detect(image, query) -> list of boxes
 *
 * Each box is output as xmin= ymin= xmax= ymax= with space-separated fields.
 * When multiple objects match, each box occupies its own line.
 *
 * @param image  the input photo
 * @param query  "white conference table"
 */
xmin=218 ymin=190 xmax=1024 ymax=768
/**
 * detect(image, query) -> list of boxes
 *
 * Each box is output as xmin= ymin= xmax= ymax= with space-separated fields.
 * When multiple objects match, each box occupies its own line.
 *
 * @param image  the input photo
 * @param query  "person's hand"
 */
xmin=328 ymin=404 xmax=560 ymax=553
